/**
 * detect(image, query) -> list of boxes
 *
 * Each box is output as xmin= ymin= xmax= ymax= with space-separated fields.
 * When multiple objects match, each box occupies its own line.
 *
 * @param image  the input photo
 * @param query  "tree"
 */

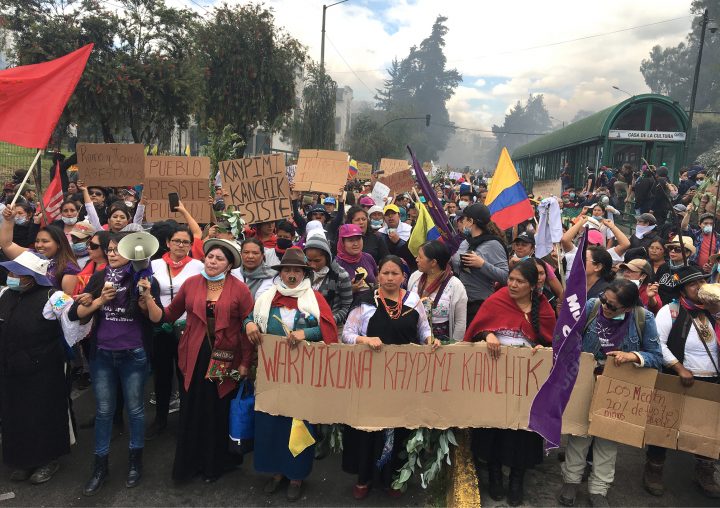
xmin=0 ymin=0 xmax=203 ymax=145
xmin=492 ymin=94 xmax=552 ymax=156
xmin=346 ymin=114 xmax=397 ymax=163
xmin=367 ymin=15 xmax=461 ymax=161
xmin=640 ymin=1 xmax=719 ymax=112
xmin=196 ymin=3 xmax=306 ymax=151
xmin=294 ymin=63 xmax=337 ymax=150
xmin=571 ymin=109 xmax=595 ymax=123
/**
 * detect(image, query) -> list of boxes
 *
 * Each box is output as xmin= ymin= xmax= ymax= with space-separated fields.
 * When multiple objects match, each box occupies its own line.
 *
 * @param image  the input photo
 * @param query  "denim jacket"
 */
xmin=581 ymin=299 xmax=663 ymax=370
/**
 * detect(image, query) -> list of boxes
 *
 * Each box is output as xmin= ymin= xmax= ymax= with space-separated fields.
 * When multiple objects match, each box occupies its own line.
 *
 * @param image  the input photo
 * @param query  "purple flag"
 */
xmin=407 ymin=145 xmax=462 ymax=253
xmin=528 ymin=229 xmax=588 ymax=449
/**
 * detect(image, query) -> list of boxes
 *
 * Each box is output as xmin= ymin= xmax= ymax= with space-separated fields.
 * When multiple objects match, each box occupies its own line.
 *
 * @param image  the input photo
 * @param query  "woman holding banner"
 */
xmin=244 ymin=248 xmax=337 ymax=502
xmin=558 ymin=278 xmax=662 ymax=507
xmin=464 ymin=259 xmax=556 ymax=507
xmin=341 ymin=255 xmax=437 ymax=500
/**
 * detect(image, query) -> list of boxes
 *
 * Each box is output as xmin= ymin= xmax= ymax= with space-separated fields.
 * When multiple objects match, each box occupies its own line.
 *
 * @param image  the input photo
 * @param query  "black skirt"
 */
xmin=171 ymin=340 xmax=240 ymax=482
xmin=472 ymin=428 xmax=543 ymax=469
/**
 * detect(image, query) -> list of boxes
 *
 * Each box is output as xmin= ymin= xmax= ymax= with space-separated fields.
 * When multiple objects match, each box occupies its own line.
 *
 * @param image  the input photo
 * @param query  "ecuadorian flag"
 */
xmin=485 ymin=147 xmax=534 ymax=230
xmin=347 ymin=159 xmax=358 ymax=180
xmin=408 ymin=201 xmax=442 ymax=256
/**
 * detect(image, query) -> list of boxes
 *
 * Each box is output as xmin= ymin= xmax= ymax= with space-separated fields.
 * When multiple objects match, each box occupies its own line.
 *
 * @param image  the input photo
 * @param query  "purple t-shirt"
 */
xmin=336 ymin=252 xmax=378 ymax=285
xmin=96 ymin=265 xmax=143 ymax=350
xmin=31 ymin=249 xmax=81 ymax=290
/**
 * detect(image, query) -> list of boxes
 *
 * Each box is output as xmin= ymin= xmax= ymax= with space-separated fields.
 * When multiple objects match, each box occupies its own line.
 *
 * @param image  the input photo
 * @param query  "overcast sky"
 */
xmin=168 ymin=0 xmax=694 ymax=131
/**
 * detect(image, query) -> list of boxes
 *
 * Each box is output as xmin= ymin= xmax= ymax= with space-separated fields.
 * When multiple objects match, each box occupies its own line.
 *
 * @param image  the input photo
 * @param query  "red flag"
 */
xmin=41 ymin=162 xmax=64 ymax=225
xmin=0 ymin=44 xmax=93 ymax=149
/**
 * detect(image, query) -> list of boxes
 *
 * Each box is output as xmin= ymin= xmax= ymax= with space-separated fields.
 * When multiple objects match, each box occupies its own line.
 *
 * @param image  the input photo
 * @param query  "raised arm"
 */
xmin=175 ymin=201 xmax=202 ymax=240
xmin=602 ymin=219 xmax=630 ymax=255
xmin=0 ymin=207 xmax=28 ymax=260
xmin=78 ymin=181 xmax=103 ymax=230
xmin=561 ymin=215 xmax=588 ymax=252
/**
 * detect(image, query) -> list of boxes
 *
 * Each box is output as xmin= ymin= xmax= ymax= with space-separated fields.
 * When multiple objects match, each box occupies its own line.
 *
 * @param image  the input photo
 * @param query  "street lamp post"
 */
xmin=320 ymin=0 xmax=349 ymax=71
xmin=380 ymin=115 xmax=432 ymax=130
xmin=611 ymin=85 xmax=633 ymax=97
xmin=686 ymin=8 xmax=718 ymax=161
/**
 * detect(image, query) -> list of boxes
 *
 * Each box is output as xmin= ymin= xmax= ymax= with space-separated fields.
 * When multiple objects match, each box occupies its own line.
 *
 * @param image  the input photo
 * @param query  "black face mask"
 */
xmin=276 ymin=238 xmax=293 ymax=250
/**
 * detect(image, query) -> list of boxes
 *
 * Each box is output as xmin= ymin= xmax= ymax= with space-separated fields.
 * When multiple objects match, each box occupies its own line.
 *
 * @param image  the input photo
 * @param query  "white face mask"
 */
xmin=629 ymin=279 xmax=641 ymax=287
xmin=458 ymin=201 xmax=469 ymax=210
xmin=634 ymin=224 xmax=655 ymax=239
xmin=124 ymin=200 xmax=134 ymax=208
xmin=62 ymin=216 xmax=78 ymax=225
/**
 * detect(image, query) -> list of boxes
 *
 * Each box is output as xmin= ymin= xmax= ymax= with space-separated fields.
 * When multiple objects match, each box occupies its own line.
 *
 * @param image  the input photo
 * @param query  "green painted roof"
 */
xmin=511 ymin=94 xmax=688 ymax=160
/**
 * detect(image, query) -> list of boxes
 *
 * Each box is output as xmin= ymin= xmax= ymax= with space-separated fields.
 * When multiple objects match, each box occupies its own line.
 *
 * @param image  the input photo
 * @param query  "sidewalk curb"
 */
xmin=447 ymin=429 xmax=481 ymax=507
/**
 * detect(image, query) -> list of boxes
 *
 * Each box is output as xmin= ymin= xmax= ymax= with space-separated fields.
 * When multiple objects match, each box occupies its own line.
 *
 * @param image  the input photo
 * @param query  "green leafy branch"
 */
xmin=392 ymin=428 xmax=458 ymax=491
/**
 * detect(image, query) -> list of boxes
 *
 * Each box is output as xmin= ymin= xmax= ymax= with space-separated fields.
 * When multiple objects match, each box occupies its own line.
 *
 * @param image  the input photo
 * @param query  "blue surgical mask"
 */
xmin=6 ymin=276 xmax=21 ymax=290
xmin=463 ymin=227 xmax=472 ymax=236
xmin=611 ymin=313 xmax=626 ymax=321
xmin=370 ymin=219 xmax=383 ymax=230
xmin=201 ymin=269 xmax=226 ymax=282
xmin=703 ymin=225 xmax=713 ymax=235
xmin=72 ymin=242 xmax=88 ymax=257
xmin=14 ymin=216 xmax=27 ymax=226
xmin=569 ymin=193 xmax=576 ymax=199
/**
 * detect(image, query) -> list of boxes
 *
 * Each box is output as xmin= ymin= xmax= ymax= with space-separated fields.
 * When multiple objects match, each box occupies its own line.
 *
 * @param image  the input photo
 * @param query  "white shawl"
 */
xmin=253 ymin=278 xmax=320 ymax=333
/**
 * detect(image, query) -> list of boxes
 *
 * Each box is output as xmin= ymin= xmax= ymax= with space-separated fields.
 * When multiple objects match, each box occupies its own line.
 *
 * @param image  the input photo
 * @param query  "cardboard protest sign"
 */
xmin=532 ymin=179 xmax=562 ymax=198
xmin=144 ymin=156 xmax=211 ymax=223
xmin=380 ymin=158 xmax=409 ymax=175
xmin=76 ymin=143 xmax=145 ymax=187
xmin=588 ymin=361 xmax=658 ymax=447
xmin=255 ymin=336 xmax=595 ymax=432
xmin=356 ymin=162 xmax=373 ymax=181
xmin=219 ymin=154 xmax=292 ymax=225
xmin=286 ymin=164 xmax=297 ymax=185
xmin=380 ymin=169 xmax=415 ymax=195
xmin=294 ymin=149 xmax=348 ymax=195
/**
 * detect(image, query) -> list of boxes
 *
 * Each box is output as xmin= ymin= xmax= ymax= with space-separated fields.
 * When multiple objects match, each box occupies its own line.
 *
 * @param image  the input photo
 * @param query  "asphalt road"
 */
xmin=1 ymin=386 xmax=718 ymax=507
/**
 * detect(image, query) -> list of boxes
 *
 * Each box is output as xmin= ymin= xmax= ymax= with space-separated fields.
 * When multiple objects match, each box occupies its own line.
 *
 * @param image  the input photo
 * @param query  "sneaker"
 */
xmin=558 ymin=482 xmax=578 ymax=506
xmin=589 ymin=493 xmax=610 ymax=507
xmin=149 ymin=392 xmax=157 ymax=405
xmin=30 ymin=461 xmax=59 ymax=485
xmin=353 ymin=484 xmax=371 ymax=500
xmin=168 ymin=392 xmax=180 ymax=414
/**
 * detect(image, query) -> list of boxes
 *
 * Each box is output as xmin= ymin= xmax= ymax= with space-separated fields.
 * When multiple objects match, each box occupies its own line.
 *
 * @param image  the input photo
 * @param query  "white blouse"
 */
xmin=150 ymin=257 xmax=204 ymax=307
xmin=342 ymin=291 xmax=432 ymax=345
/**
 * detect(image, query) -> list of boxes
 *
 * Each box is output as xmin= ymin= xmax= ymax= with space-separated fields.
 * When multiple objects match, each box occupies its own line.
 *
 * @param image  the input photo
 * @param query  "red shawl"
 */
xmin=272 ymin=290 xmax=338 ymax=344
xmin=463 ymin=287 xmax=556 ymax=346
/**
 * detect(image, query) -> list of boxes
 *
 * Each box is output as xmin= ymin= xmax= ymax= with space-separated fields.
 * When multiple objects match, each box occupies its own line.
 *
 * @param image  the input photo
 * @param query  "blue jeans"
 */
xmin=90 ymin=347 xmax=149 ymax=456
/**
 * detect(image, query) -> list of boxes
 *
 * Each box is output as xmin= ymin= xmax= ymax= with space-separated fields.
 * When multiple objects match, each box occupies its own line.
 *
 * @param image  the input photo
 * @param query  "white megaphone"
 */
xmin=117 ymin=232 xmax=159 ymax=272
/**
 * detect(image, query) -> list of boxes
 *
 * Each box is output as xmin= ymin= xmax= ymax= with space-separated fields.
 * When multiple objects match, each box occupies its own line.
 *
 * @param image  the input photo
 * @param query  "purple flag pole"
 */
xmin=528 ymin=229 xmax=588 ymax=450
xmin=407 ymin=145 xmax=462 ymax=253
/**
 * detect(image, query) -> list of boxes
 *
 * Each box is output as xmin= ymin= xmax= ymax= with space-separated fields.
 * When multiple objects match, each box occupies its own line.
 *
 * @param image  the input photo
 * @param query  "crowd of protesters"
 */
xmin=0 ymin=158 xmax=718 ymax=508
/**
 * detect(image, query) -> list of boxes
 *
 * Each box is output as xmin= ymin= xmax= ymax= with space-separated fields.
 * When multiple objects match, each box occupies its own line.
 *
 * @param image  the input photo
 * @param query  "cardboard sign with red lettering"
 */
xmin=144 ymin=156 xmax=211 ymax=223
xmin=255 ymin=336 xmax=595 ymax=433
xmin=77 ymin=143 xmax=145 ymax=187
xmin=219 ymin=154 xmax=292 ymax=225
xmin=588 ymin=361 xmax=658 ymax=447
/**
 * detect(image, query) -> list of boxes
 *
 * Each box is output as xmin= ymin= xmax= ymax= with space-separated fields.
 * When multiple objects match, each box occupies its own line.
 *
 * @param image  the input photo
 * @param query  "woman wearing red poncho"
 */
xmin=464 ymin=259 xmax=556 ymax=507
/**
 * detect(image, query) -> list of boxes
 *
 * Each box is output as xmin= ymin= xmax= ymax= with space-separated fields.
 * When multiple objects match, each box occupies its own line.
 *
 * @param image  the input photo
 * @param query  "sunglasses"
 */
xmin=599 ymin=293 xmax=620 ymax=312
xmin=87 ymin=241 xmax=102 ymax=250
xmin=89 ymin=191 xmax=104 ymax=197
xmin=669 ymin=246 xmax=689 ymax=254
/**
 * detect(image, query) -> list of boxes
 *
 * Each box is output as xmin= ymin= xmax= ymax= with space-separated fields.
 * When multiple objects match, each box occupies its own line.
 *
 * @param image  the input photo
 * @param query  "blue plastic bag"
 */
xmin=229 ymin=379 xmax=255 ymax=442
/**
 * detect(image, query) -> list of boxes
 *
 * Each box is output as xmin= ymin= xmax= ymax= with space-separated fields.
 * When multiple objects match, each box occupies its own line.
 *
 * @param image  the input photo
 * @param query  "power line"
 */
xmin=326 ymin=15 xmax=691 ymax=74
xmin=434 ymin=123 xmax=548 ymax=136
xmin=325 ymin=35 xmax=376 ymax=96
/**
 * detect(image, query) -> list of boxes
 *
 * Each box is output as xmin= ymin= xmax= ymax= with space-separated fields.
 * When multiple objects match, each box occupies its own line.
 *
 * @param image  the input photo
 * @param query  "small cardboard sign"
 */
xmin=371 ymin=182 xmax=390 ymax=207
xmin=380 ymin=169 xmax=415 ymax=195
xmin=356 ymin=162 xmax=373 ymax=181
xmin=219 ymin=154 xmax=292 ymax=225
xmin=256 ymin=337 xmax=596 ymax=432
xmin=380 ymin=158 xmax=409 ymax=175
xmin=76 ymin=143 xmax=145 ymax=187
xmin=294 ymin=149 xmax=348 ymax=195
xmin=588 ymin=361 xmax=658 ymax=447
xmin=532 ymin=179 xmax=562 ymax=198
xmin=143 ymin=156 xmax=211 ymax=223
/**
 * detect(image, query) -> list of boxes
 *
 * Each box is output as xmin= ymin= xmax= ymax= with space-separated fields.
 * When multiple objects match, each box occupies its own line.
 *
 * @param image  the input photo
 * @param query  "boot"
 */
xmin=507 ymin=467 xmax=525 ymax=507
xmin=487 ymin=462 xmax=505 ymax=501
xmin=83 ymin=454 xmax=109 ymax=496
xmin=642 ymin=460 xmax=664 ymax=496
xmin=126 ymin=448 xmax=143 ymax=488
xmin=695 ymin=459 xmax=720 ymax=498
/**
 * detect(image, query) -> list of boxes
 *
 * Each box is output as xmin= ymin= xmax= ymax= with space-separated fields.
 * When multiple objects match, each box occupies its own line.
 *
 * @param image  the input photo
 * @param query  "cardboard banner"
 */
xmin=532 ymin=179 xmax=562 ymax=198
xmin=294 ymin=149 xmax=348 ymax=195
xmin=144 ymin=156 xmax=211 ymax=223
xmin=380 ymin=158 xmax=409 ymax=176
xmin=219 ymin=154 xmax=292 ymax=225
xmin=76 ymin=143 xmax=145 ymax=187
xmin=380 ymin=169 xmax=416 ymax=195
xmin=255 ymin=336 xmax=595 ymax=434
xmin=356 ymin=162 xmax=373 ymax=181
xmin=645 ymin=373 xmax=720 ymax=458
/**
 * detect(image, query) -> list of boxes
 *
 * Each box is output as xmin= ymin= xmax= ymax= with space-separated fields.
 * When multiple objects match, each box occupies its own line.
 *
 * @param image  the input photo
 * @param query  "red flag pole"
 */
xmin=9 ymin=149 xmax=42 ymax=207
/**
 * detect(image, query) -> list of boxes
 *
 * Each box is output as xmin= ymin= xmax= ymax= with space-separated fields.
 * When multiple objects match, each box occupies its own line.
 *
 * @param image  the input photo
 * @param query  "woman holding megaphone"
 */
xmin=68 ymin=232 xmax=162 ymax=496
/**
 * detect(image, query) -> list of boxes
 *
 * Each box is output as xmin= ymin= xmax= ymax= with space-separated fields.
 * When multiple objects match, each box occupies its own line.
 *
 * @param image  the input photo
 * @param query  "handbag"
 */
xmin=204 ymin=322 xmax=235 ymax=382
xmin=229 ymin=379 xmax=255 ymax=454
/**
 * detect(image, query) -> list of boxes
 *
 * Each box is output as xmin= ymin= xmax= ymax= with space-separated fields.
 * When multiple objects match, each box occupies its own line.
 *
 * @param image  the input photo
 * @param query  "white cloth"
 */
xmin=634 ymin=224 xmax=656 ymax=239
xmin=379 ymin=221 xmax=412 ymax=241
xmin=655 ymin=304 xmax=719 ymax=377
xmin=342 ymin=291 xmax=432 ymax=345
xmin=253 ymin=278 xmax=321 ymax=333
xmin=536 ymin=197 xmax=562 ymax=259
xmin=407 ymin=271 xmax=468 ymax=342
xmin=305 ymin=220 xmax=326 ymax=241
xmin=42 ymin=290 xmax=93 ymax=347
